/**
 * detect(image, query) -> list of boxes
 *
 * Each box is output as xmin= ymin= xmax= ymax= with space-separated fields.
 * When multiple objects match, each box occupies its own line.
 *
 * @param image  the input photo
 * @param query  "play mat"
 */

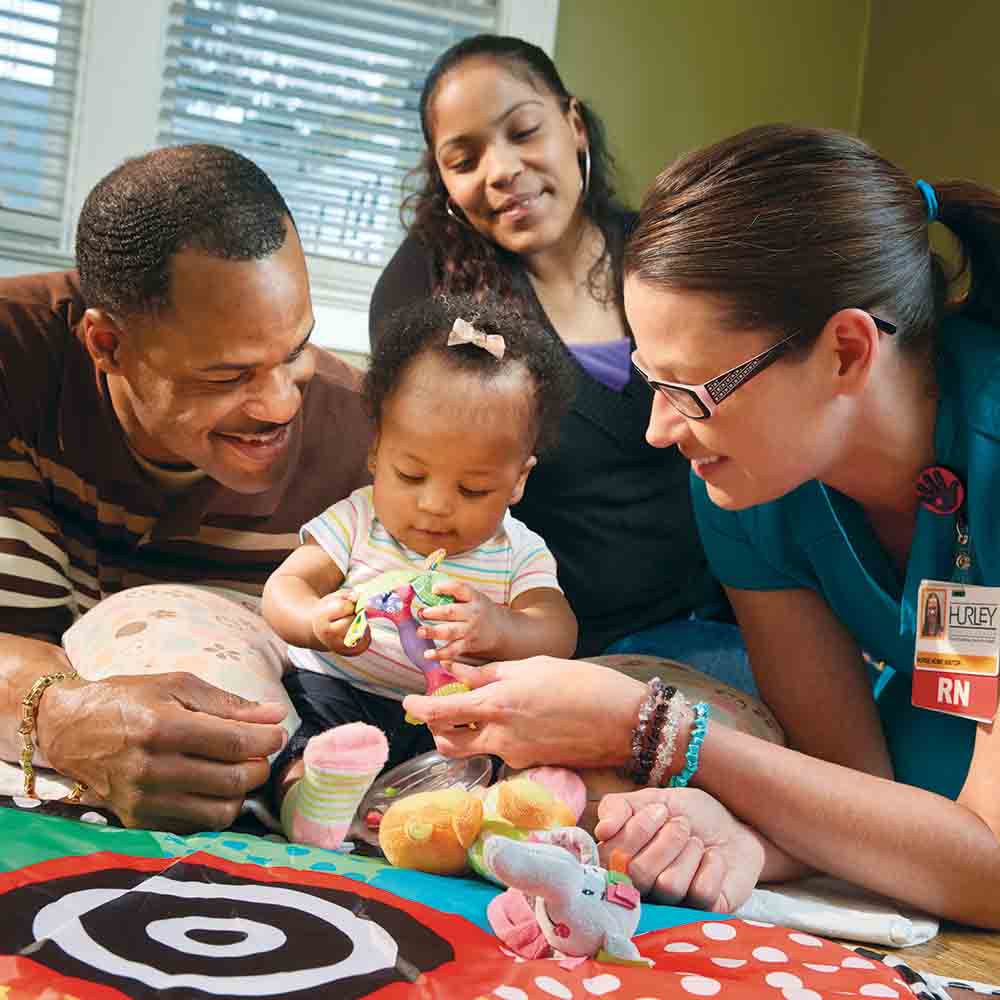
xmin=0 ymin=794 xmax=937 ymax=999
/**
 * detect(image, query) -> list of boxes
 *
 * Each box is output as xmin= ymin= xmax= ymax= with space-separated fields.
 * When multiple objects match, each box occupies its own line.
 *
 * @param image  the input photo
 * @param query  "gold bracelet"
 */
xmin=18 ymin=668 xmax=87 ymax=801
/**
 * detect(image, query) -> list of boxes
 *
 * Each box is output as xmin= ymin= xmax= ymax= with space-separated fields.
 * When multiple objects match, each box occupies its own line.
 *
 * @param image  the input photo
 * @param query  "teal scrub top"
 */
xmin=692 ymin=315 xmax=1000 ymax=800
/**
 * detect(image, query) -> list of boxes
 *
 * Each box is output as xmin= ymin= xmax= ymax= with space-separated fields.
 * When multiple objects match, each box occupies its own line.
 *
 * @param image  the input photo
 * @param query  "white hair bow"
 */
xmin=447 ymin=317 xmax=506 ymax=359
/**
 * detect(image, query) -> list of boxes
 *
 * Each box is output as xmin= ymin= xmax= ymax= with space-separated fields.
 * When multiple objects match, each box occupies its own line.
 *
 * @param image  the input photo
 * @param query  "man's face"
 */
xmin=108 ymin=224 xmax=316 ymax=494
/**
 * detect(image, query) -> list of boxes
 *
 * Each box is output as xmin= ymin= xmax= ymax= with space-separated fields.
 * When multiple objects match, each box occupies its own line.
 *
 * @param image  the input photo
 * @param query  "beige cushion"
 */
xmin=1 ymin=584 xmax=299 ymax=804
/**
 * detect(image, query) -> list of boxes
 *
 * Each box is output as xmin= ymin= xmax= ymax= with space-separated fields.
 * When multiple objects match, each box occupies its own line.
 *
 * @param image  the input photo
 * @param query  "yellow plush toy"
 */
xmin=378 ymin=775 xmax=578 ymax=877
xmin=482 ymin=775 xmax=577 ymax=831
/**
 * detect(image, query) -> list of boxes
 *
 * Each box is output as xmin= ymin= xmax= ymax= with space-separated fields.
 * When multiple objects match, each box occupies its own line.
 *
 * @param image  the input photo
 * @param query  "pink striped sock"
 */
xmin=281 ymin=722 xmax=389 ymax=851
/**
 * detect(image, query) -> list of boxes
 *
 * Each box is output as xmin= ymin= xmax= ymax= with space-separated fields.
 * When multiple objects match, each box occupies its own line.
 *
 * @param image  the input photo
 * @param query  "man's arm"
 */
xmin=32 ymin=657 xmax=288 ymax=832
xmin=0 ymin=430 xmax=288 ymax=831
xmin=0 ymin=633 xmax=73 ymax=765
xmin=0 ymin=629 xmax=290 ymax=833
xmin=0 ymin=440 xmax=77 ymax=648
xmin=0 ymin=421 xmax=81 ymax=762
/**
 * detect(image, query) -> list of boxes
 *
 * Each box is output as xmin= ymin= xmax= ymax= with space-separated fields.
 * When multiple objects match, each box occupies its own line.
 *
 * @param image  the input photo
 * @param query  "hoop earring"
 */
xmin=446 ymin=198 xmax=473 ymax=230
xmin=579 ymin=145 xmax=591 ymax=200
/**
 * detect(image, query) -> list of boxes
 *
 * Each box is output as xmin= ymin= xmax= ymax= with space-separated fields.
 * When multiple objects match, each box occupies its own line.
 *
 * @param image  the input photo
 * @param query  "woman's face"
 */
xmin=925 ymin=593 xmax=942 ymax=629
xmin=428 ymin=57 xmax=587 ymax=257
xmin=625 ymin=277 xmax=849 ymax=511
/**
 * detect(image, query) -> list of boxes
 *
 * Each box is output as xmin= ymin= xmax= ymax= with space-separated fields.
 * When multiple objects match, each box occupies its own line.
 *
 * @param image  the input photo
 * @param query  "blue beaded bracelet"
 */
xmin=668 ymin=702 xmax=710 ymax=788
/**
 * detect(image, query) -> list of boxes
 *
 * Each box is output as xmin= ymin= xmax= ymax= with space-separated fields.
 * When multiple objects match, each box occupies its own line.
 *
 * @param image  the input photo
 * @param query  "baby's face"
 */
xmin=369 ymin=356 xmax=537 ymax=557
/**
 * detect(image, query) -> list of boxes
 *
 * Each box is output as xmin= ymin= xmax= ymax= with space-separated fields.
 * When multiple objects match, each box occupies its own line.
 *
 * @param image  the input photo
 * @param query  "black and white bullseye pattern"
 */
xmin=9 ymin=861 xmax=454 ymax=998
xmin=144 ymin=915 xmax=286 ymax=958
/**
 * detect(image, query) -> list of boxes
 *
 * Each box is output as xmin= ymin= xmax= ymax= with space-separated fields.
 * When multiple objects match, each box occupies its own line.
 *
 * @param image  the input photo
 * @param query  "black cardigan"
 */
xmin=368 ymin=226 xmax=720 ymax=657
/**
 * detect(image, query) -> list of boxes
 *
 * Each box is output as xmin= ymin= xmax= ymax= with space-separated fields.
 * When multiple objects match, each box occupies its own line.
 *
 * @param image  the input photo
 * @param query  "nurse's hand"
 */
xmin=402 ymin=657 xmax=646 ymax=770
xmin=594 ymin=787 xmax=765 ymax=912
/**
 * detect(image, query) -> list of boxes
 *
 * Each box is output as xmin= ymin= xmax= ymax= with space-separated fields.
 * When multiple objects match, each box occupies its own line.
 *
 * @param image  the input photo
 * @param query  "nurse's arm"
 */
xmin=688 ymin=585 xmax=1000 ymax=927
xmin=735 ymin=585 xmax=894 ymax=778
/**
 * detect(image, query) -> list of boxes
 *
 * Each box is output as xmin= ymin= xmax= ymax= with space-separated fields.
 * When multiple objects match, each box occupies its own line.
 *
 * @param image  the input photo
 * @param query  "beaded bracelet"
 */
xmin=668 ymin=702 xmax=710 ymax=789
xmin=627 ymin=678 xmax=675 ymax=785
xmin=648 ymin=690 xmax=687 ymax=788
xmin=627 ymin=677 xmax=662 ymax=785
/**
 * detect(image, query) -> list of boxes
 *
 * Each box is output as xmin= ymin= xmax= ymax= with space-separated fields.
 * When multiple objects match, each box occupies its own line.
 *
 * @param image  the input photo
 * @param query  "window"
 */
xmin=0 ymin=0 xmax=83 ymax=249
xmin=159 ymin=0 xmax=500 ymax=268
xmin=0 ymin=0 xmax=558 ymax=351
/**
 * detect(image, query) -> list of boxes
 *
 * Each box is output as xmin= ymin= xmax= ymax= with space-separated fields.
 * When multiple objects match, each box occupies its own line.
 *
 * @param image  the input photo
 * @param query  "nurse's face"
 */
xmin=625 ymin=277 xmax=847 ymax=511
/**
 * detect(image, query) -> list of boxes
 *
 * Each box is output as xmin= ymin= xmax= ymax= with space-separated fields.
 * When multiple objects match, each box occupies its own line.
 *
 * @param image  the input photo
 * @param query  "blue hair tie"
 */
xmin=916 ymin=179 xmax=939 ymax=223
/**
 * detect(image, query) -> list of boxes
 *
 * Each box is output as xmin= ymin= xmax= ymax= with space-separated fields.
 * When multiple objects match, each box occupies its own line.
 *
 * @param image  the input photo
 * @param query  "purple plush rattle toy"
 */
xmin=342 ymin=548 xmax=470 ymax=723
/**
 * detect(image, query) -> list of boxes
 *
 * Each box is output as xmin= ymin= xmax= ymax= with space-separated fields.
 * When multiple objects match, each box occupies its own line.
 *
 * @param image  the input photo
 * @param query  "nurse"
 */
xmin=405 ymin=125 xmax=1000 ymax=925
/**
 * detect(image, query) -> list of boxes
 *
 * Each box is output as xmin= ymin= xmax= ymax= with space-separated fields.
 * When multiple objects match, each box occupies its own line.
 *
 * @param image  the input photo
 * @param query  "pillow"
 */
xmin=1 ymin=584 xmax=299 ymax=804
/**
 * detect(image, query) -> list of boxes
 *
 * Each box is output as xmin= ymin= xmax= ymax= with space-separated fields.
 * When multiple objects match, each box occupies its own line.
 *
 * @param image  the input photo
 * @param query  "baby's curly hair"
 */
xmin=365 ymin=294 xmax=576 ymax=454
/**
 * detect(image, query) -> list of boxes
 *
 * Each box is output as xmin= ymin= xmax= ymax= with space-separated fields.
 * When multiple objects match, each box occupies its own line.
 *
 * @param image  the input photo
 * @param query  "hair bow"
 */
xmin=447 ymin=317 xmax=506 ymax=359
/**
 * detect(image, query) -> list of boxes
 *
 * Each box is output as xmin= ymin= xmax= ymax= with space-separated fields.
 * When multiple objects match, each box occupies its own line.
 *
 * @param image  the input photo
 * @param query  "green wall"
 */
xmin=554 ymin=0 xmax=1000 ymax=204
xmin=859 ymin=0 xmax=1000 ymax=187
xmin=555 ymin=0 xmax=870 ymax=204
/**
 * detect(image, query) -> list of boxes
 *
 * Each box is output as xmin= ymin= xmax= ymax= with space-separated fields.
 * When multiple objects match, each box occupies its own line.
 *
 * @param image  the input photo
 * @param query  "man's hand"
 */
xmin=594 ymin=787 xmax=766 ymax=912
xmin=38 ymin=672 xmax=288 ymax=833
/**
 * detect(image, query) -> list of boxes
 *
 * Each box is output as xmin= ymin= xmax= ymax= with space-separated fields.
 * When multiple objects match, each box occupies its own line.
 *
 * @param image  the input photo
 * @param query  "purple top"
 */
xmin=568 ymin=336 xmax=633 ymax=392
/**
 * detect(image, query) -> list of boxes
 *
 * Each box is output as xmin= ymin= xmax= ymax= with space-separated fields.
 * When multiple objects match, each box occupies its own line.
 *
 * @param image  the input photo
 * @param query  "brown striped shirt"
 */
xmin=0 ymin=270 xmax=372 ymax=643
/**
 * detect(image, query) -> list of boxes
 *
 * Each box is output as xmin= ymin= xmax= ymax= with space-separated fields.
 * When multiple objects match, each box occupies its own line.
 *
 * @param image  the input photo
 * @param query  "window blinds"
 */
xmin=158 ymin=0 xmax=499 ymax=266
xmin=0 ymin=0 xmax=83 ymax=249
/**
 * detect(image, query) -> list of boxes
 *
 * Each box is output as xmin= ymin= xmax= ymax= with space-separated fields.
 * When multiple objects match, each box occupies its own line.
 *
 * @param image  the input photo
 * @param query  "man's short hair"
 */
xmin=76 ymin=144 xmax=293 ymax=320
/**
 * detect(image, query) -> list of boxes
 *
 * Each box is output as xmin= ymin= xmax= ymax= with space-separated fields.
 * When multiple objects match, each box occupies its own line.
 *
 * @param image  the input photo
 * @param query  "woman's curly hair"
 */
xmin=363 ymin=293 xmax=577 ymax=455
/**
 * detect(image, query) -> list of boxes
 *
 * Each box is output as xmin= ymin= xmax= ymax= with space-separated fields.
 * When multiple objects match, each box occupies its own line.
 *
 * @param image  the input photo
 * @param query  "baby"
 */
xmin=263 ymin=293 xmax=578 ymax=849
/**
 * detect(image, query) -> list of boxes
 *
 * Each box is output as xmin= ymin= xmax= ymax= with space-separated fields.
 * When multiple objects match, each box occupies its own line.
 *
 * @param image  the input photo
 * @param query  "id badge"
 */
xmin=912 ymin=579 xmax=1000 ymax=723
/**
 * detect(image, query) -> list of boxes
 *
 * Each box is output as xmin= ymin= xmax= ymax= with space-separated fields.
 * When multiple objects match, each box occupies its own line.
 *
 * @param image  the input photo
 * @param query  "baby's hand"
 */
xmin=312 ymin=590 xmax=369 ymax=655
xmin=418 ymin=579 xmax=503 ymax=661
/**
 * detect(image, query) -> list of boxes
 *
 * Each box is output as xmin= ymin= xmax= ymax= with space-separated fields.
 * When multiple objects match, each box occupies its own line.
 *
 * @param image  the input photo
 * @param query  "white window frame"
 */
xmin=0 ymin=0 xmax=559 ymax=353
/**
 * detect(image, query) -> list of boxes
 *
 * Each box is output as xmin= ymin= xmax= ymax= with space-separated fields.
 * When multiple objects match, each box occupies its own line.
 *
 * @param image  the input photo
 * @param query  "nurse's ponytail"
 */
xmin=932 ymin=179 xmax=1000 ymax=331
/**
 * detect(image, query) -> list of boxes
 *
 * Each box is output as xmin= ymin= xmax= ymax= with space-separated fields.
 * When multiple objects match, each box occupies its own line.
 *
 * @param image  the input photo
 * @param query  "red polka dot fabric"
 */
xmin=443 ymin=920 xmax=922 ymax=1000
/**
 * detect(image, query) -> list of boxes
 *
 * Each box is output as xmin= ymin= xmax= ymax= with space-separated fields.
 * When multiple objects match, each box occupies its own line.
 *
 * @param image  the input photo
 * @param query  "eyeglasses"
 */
xmin=631 ymin=314 xmax=897 ymax=420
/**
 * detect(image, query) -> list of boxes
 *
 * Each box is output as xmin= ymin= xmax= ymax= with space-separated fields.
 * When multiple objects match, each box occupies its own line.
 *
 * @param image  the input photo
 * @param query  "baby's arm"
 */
xmin=262 ymin=542 xmax=367 ymax=655
xmin=503 ymin=587 xmax=578 ymax=658
xmin=419 ymin=583 xmax=577 ymax=662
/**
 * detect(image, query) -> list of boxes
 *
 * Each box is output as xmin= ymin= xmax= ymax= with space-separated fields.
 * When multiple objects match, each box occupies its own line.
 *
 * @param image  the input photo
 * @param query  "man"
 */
xmin=0 ymin=145 xmax=371 ymax=831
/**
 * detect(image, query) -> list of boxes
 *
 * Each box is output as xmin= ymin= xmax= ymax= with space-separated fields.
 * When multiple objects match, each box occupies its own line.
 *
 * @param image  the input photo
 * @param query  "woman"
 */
xmin=404 ymin=125 xmax=1000 ymax=928
xmin=370 ymin=34 xmax=743 ymax=674
xmin=921 ymin=590 xmax=946 ymax=638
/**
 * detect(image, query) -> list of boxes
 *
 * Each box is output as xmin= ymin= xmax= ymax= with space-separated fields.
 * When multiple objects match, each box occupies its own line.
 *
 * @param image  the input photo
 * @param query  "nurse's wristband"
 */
xmin=649 ymin=690 xmax=687 ymax=787
xmin=626 ymin=677 xmax=676 ymax=786
xmin=668 ymin=702 xmax=711 ymax=788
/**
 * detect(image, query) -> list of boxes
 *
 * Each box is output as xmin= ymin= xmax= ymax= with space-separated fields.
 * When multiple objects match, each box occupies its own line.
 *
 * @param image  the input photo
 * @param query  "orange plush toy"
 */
xmin=378 ymin=773 xmax=583 ymax=878
xmin=377 ymin=786 xmax=485 ymax=875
